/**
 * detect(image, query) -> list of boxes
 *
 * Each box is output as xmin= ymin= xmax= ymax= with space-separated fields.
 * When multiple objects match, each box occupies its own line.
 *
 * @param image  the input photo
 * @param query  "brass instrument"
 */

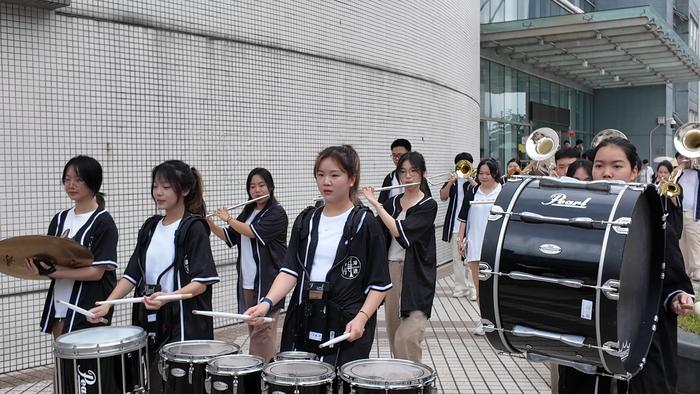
xmin=659 ymin=123 xmax=700 ymax=198
xmin=520 ymin=127 xmax=560 ymax=176
xmin=426 ymin=159 xmax=475 ymax=185
xmin=507 ymin=167 xmax=522 ymax=177
xmin=590 ymin=128 xmax=628 ymax=149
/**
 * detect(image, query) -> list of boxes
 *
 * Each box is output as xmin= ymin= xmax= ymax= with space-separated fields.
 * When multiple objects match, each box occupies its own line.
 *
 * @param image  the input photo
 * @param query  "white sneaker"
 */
xmin=452 ymin=290 xmax=467 ymax=298
xmin=467 ymin=289 xmax=477 ymax=301
xmin=470 ymin=324 xmax=485 ymax=336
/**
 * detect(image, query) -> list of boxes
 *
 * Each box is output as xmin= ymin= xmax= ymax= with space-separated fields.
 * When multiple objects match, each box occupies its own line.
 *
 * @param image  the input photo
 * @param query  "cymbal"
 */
xmin=0 ymin=235 xmax=94 ymax=280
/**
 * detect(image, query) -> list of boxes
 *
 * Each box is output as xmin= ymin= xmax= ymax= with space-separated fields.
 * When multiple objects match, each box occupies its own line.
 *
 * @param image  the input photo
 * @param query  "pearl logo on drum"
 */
xmin=541 ymin=193 xmax=591 ymax=209
xmin=76 ymin=365 xmax=96 ymax=392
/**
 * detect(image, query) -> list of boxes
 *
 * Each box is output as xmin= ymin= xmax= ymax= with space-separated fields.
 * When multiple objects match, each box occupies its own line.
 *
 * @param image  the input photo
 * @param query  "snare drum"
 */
xmin=339 ymin=358 xmax=436 ymax=393
xmin=159 ymin=340 xmax=240 ymax=394
xmin=54 ymin=326 xmax=147 ymax=394
xmin=262 ymin=360 xmax=335 ymax=394
xmin=274 ymin=351 xmax=319 ymax=362
xmin=480 ymin=177 xmax=664 ymax=379
xmin=206 ymin=354 xmax=265 ymax=394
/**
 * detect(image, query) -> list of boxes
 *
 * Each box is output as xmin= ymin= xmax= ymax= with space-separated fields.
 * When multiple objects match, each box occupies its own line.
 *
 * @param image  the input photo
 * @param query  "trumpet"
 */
xmin=520 ymin=127 xmax=560 ymax=176
xmin=507 ymin=167 xmax=522 ymax=177
xmin=206 ymin=194 xmax=270 ymax=218
xmin=659 ymin=123 xmax=700 ymax=198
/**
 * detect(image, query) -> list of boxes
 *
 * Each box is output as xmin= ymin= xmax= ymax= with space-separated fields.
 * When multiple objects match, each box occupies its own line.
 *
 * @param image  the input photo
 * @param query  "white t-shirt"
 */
xmin=388 ymin=211 xmax=407 ymax=261
xmin=144 ymin=218 xmax=181 ymax=293
xmin=54 ymin=208 xmax=96 ymax=318
xmin=466 ymin=184 xmax=502 ymax=262
xmin=309 ymin=207 xmax=353 ymax=282
xmin=240 ymin=209 xmax=261 ymax=290
xmin=679 ymin=169 xmax=698 ymax=214
xmin=389 ymin=172 xmax=403 ymax=198
xmin=452 ymin=178 xmax=467 ymax=233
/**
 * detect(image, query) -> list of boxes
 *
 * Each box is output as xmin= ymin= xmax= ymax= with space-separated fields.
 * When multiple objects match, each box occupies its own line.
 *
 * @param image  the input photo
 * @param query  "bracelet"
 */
xmin=358 ymin=310 xmax=370 ymax=319
xmin=260 ymin=297 xmax=274 ymax=309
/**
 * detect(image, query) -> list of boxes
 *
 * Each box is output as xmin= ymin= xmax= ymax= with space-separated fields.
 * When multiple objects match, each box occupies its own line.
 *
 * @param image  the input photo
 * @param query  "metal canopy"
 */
xmin=481 ymin=7 xmax=700 ymax=89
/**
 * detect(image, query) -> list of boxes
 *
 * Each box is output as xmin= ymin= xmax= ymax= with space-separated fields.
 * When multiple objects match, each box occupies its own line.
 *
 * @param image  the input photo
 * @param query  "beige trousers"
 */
xmin=384 ymin=260 xmax=428 ymax=363
xmin=679 ymin=211 xmax=700 ymax=279
xmin=450 ymin=234 xmax=474 ymax=294
xmin=243 ymin=289 xmax=280 ymax=362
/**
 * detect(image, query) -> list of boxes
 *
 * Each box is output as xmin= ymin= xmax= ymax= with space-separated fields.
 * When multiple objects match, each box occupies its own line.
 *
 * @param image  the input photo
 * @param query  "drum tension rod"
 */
xmin=478 ymin=265 xmax=620 ymax=300
xmin=489 ymin=208 xmax=630 ymax=229
xmin=481 ymin=321 xmax=628 ymax=358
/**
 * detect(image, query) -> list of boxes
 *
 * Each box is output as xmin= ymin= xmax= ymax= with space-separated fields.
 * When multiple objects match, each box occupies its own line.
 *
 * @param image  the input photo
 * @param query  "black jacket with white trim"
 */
xmin=39 ymin=207 xmax=118 ymax=334
xmin=123 ymin=213 xmax=219 ymax=344
xmin=223 ymin=203 xmax=287 ymax=314
xmin=279 ymin=205 xmax=391 ymax=366
xmin=380 ymin=194 xmax=438 ymax=318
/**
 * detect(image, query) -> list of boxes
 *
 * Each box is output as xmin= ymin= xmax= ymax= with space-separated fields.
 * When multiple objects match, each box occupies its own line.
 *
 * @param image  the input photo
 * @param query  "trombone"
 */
xmin=206 ymin=194 xmax=270 ymax=218
xmin=659 ymin=123 xmax=700 ymax=198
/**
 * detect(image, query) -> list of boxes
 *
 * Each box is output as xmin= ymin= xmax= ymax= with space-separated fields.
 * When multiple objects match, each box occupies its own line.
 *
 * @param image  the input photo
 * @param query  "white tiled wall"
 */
xmin=0 ymin=0 xmax=480 ymax=371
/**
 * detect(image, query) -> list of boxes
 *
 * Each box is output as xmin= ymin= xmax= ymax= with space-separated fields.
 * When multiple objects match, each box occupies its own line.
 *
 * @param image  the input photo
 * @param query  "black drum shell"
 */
xmin=480 ymin=177 xmax=663 ymax=377
xmin=340 ymin=381 xmax=432 ymax=393
xmin=55 ymin=347 xmax=146 ymax=394
xmin=264 ymin=382 xmax=333 ymax=394
xmin=162 ymin=359 xmax=209 ymax=394
xmin=208 ymin=370 xmax=262 ymax=393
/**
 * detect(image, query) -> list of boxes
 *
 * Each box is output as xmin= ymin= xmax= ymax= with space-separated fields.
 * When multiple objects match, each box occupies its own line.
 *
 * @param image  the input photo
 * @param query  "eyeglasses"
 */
xmin=391 ymin=153 xmax=405 ymax=159
xmin=398 ymin=168 xmax=420 ymax=177
xmin=62 ymin=177 xmax=85 ymax=186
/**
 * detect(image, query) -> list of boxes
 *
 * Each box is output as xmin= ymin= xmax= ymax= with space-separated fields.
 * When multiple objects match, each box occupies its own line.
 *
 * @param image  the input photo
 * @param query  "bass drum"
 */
xmin=479 ymin=177 xmax=664 ymax=379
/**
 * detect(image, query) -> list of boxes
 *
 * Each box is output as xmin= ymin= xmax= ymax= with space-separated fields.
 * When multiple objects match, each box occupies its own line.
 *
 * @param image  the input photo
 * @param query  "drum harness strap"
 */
xmin=287 ymin=205 xmax=366 ymax=366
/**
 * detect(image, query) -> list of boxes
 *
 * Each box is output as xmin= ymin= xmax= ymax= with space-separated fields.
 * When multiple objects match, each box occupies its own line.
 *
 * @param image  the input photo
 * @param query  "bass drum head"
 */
xmin=160 ymin=340 xmax=240 ymax=363
xmin=617 ymin=187 xmax=663 ymax=375
xmin=262 ymin=360 xmax=335 ymax=386
xmin=55 ymin=326 xmax=147 ymax=358
xmin=339 ymin=358 xmax=435 ymax=390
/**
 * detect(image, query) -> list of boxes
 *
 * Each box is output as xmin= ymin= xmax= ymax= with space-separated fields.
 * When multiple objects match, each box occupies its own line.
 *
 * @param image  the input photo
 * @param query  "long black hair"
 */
xmin=62 ymin=155 xmax=105 ymax=208
xmin=240 ymin=167 xmax=278 ymax=219
xmin=151 ymin=160 xmax=206 ymax=216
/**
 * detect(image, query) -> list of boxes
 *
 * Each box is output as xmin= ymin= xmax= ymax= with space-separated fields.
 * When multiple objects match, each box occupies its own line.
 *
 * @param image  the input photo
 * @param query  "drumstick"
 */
xmin=95 ymin=293 xmax=193 ymax=305
xmin=192 ymin=310 xmax=274 ymax=323
xmin=319 ymin=332 xmax=351 ymax=349
xmin=57 ymin=300 xmax=108 ymax=324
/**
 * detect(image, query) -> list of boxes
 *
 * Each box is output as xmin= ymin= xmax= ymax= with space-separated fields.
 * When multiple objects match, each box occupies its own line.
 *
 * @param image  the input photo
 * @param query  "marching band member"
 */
xmin=207 ymin=168 xmax=288 ymax=362
xmin=26 ymin=155 xmax=118 ymax=339
xmin=440 ymin=152 xmax=477 ymax=300
xmin=558 ymin=138 xmax=695 ymax=394
xmin=565 ymin=159 xmax=593 ymax=181
xmin=90 ymin=160 xmax=219 ymax=393
xmin=457 ymin=158 xmax=502 ymax=336
xmin=378 ymin=139 xmax=431 ymax=204
xmin=362 ymin=151 xmax=438 ymax=363
xmin=245 ymin=145 xmax=391 ymax=367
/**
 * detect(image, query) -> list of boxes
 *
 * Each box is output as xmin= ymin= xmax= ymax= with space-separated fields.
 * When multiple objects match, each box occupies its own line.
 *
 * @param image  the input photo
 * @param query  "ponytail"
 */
xmin=187 ymin=167 xmax=206 ymax=216
xmin=152 ymin=160 xmax=206 ymax=216
xmin=96 ymin=191 xmax=106 ymax=209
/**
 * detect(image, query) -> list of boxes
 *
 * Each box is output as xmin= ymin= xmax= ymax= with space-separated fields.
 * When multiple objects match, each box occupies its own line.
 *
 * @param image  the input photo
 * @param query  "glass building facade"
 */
xmin=480 ymin=59 xmax=593 ymax=164
xmin=480 ymin=0 xmax=595 ymax=24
